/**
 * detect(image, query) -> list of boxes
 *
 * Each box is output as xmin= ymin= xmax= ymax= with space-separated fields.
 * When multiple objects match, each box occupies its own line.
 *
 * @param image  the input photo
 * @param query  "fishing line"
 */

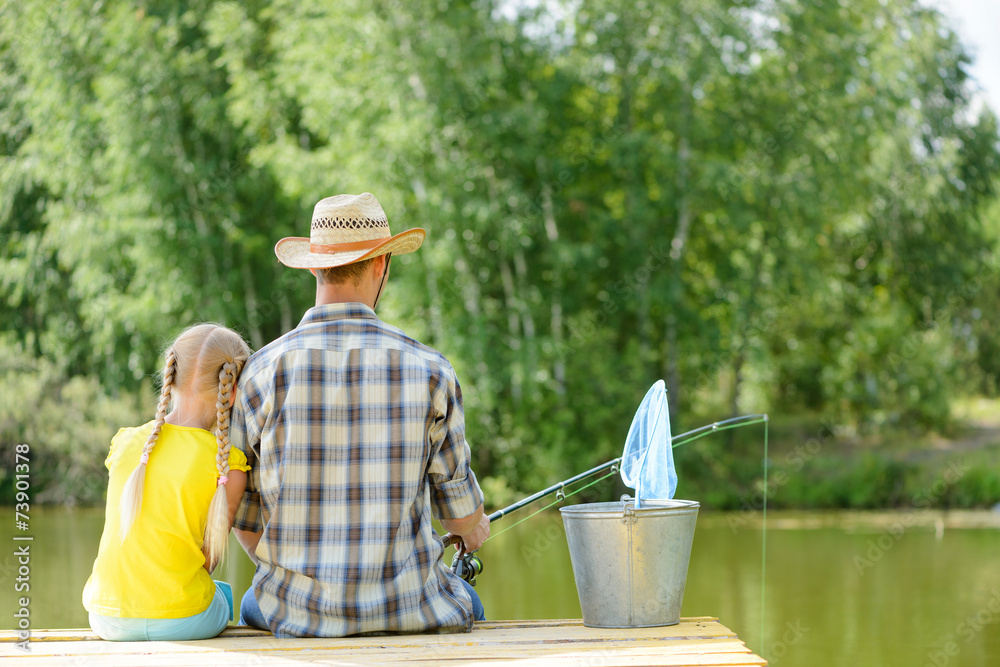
xmin=761 ymin=417 xmax=768 ymax=652
xmin=674 ymin=415 xmax=769 ymax=651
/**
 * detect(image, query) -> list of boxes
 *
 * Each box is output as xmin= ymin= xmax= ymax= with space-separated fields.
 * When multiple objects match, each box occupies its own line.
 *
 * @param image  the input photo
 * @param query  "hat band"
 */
xmin=310 ymin=237 xmax=387 ymax=254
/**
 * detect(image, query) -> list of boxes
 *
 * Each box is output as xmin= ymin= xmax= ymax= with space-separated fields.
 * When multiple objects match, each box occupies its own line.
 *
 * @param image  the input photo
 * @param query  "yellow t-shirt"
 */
xmin=82 ymin=421 xmax=250 ymax=618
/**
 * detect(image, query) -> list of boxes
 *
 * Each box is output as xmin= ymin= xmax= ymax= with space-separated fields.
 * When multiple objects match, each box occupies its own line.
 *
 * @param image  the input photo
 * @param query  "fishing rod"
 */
xmin=449 ymin=413 xmax=768 ymax=584
xmin=488 ymin=457 xmax=623 ymax=523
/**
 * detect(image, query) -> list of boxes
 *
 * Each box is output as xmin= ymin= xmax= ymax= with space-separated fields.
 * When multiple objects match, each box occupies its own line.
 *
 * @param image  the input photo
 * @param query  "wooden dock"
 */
xmin=1 ymin=617 xmax=765 ymax=666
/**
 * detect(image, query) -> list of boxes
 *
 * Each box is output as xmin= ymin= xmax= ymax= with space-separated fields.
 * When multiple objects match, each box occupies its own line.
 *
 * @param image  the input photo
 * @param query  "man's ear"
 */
xmin=372 ymin=254 xmax=387 ymax=280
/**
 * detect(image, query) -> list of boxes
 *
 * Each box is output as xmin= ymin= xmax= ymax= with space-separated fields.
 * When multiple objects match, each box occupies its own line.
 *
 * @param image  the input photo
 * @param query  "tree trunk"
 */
xmin=499 ymin=258 xmax=522 ymax=403
xmin=664 ymin=3 xmax=693 ymax=422
xmin=513 ymin=248 xmax=536 ymax=404
xmin=423 ymin=253 xmax=443 ymax=347
xmin=241 ymin=261 xmax=264 ymax=349
xmin=730 ymin=350 xmax=745 ymax=418
xmin=664 ymin=133 xmax=691 ymax=423
xmin=538 ymin=167 xmax=566 ymax=396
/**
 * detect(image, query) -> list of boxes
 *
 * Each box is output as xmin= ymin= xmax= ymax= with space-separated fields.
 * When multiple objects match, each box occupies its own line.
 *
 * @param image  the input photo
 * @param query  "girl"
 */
xmin=83 ymin=324 xmax=251 ymax=641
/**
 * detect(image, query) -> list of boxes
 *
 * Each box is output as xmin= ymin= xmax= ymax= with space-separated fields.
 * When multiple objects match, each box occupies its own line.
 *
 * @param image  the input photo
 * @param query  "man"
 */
xmin=231 ymin=193 xmax=489 ymax=638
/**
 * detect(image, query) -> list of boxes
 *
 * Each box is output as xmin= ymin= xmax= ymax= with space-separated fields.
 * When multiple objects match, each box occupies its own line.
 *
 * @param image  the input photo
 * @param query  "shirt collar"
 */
xmin=298 ymin=302 xmax=380 ymax=327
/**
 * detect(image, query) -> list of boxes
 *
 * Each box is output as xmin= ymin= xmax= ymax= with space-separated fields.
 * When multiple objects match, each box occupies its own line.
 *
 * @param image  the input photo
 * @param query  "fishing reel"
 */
xmin=451 ymin=551 xmax=484 ymax=587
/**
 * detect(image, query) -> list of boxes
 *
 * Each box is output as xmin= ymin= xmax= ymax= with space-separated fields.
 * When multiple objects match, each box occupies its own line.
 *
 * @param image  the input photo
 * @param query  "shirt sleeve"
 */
xmin=226 ymin=446 xmax=251 ymax=474
xmin=426 ymin=372 xmax=484 ymax=521
xmin=105 ymin=428 xmax=128 ymax=470
xmin=231 ymin=369 xmax=263 ymax=533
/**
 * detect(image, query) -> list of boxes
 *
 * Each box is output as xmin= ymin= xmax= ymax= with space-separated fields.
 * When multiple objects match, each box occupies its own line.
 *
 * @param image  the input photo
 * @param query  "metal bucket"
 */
xmin=560 ymin=498 xmax=699 ymax=628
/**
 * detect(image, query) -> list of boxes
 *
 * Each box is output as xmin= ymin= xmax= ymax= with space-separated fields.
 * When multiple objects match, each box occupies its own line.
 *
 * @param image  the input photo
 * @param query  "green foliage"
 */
xmin=948 ymin=466 xmax=1000 ymax=507
xmin=681 ymin=447 xmax=1000 ymax=511
xmin=0 ymin=337 xmax=149 ymax=504
xmin=2 ymin=0 xmax=1000 ymax=504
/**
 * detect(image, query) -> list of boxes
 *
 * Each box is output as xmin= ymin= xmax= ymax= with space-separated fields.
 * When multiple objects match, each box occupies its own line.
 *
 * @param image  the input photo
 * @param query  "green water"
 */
xmin=3 ymin=506 xmax=1000 ymax=666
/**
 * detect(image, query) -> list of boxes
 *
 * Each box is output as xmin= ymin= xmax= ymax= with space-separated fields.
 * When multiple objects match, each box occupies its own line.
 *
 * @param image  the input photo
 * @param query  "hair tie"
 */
xmin=217 ymin=475 xmax=228 ymax=486
xmin=139 ymin=452 xmax=150 ymax=465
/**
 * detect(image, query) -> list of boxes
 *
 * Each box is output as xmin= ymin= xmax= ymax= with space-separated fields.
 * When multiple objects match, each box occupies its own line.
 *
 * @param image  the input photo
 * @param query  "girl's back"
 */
xmin=84 ymin=421 xmax=249 ymax=618
xmin=82 ymin=323 xmax=251 ymax=640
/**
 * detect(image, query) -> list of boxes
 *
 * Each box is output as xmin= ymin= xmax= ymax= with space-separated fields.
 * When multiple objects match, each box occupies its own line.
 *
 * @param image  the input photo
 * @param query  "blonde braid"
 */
xmin=203 ymin=358 xmax=240 ymax=572
xmin=119 ymin=348 xmax=176 ymax=542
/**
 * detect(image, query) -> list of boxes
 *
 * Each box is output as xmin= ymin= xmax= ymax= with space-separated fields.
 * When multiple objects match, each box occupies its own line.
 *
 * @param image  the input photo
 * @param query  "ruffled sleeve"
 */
xmin=105 ymin=427 xmax=128 ymax=470
xmin=226 ymin=446 xmax=251 ymax=474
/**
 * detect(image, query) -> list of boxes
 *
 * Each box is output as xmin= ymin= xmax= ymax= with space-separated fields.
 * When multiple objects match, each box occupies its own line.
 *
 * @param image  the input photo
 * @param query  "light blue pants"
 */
xmin=89 ymin=581 xmax=233 ymax=641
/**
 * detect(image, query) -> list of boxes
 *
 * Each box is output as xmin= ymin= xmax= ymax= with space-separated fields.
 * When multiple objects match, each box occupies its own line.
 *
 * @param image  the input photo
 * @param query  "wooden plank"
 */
xmin=0 ymin=618 xmax=766 ymax=667
xmin=7 ymin=637 xmax=752 ymax=659
xmin=2 ymin=649 xmax=766 ymax=667
xmin=0 ymin=618 xmax=736 ymax=646
xmin=4 ymin=630 xmax=745 ymax=655
xmin=0 ymin=620 xmax=747 ymax=645
xmin=2 ymin=651 xmax=767 ymax=667
xmin=2 ymin=658 xmax=766 ymax=667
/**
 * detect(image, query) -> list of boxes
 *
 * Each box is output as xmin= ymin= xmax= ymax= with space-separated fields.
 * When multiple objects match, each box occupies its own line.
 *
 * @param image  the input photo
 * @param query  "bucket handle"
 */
xmin=620 ymin=496 xmax=638 ymax=525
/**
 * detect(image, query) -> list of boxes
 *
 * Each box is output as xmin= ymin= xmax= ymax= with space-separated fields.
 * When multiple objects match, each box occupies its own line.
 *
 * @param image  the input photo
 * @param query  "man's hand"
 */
xmin=441 ymin=503 xmax=490 ymax=555
xmin=454 ymin=513 xmax=489 ymax=554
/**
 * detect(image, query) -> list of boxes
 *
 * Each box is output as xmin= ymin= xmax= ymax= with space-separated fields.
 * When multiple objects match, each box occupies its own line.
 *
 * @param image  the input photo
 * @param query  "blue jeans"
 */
xmin=238 ymin=583 xmax=268 ymax=630
xmin=239 ymin=579 xmax=485 ymax=630
xmin=89 ymin=581 xmax=234 ymax=641
xmin=464 ymin=579 xmax=486 ymax=621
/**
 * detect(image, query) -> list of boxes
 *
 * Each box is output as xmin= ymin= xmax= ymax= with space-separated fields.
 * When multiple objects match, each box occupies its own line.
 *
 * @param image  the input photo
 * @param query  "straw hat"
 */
xmin=274 ymin=193 xmax=425 ymax=269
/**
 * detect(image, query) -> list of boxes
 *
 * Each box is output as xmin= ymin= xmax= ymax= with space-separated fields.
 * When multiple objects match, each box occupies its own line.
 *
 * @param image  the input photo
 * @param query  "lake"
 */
xmin=2 ymin=506 xmax=999 ymax=665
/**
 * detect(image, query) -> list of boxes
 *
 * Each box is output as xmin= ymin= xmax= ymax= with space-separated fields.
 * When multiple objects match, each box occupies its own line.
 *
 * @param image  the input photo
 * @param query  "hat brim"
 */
xmin=274 ymin=228 xmax=426 ymax=269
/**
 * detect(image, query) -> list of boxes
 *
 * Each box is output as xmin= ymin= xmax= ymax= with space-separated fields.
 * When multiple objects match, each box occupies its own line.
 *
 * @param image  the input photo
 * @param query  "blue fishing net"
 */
xmin=619 ymin=379 xmax=676 ymax=507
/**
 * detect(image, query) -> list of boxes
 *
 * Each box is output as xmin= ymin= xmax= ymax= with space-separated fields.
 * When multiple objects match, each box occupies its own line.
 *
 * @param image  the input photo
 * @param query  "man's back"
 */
xmin=231 ymin=302 xmax=483 ymax=637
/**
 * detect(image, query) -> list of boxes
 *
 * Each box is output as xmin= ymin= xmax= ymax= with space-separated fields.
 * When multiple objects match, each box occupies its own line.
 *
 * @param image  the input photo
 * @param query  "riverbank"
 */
xmin=5 ymin=443 xmax=1000 ymax=510
xmin=4 ymin=404 xmax=1000 ymax=509
xmin=671 ymin=402 xmax=1000 ymax=511
xmin=682 ymin=436 xmax=1000 ymax=511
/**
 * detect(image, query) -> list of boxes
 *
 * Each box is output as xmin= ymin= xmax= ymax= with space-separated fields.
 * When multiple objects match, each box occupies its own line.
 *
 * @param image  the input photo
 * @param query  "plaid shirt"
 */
xmin=231 ymin=303 xmax=484 ymax=638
